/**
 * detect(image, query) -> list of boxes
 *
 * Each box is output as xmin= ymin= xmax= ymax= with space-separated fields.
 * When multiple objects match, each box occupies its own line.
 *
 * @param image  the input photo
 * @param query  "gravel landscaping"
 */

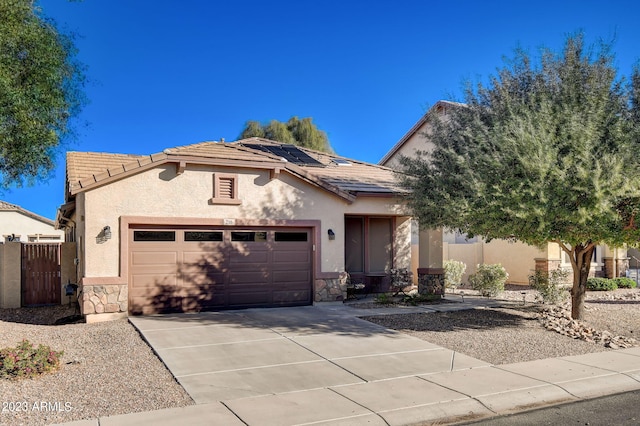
xmin=0 ymin=287 xmax=638 ymax=425
xmin=362 ymin=287 xmax=640 ymax=365
xmin=0 ymin=306 xmax=193 ymax=426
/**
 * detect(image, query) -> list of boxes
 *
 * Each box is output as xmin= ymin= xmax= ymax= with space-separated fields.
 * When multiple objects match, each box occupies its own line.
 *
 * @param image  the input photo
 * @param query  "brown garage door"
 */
xmin=128 ymin=227 xmax=313 ymax=314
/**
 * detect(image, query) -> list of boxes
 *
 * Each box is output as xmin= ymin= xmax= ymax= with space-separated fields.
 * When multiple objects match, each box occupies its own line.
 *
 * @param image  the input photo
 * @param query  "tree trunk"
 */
xmin=570 ymin=245 xmax=595 ymax=320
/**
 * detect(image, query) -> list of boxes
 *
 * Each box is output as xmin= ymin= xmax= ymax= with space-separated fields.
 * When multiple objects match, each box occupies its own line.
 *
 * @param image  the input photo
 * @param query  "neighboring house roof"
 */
xmin=0 ymin=200 xmax=56 ymax=227
xmin=64 ymin=138 xmax=404 ymax=202
xmin=379 ymin=100 xmax=464 ymax=165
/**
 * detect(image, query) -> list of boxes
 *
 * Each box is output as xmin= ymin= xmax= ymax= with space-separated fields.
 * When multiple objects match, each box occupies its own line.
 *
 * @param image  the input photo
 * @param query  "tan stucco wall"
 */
xmin=0 ymin=242 xmax=22 ymax=308
xmin=394 ymin=217 xmax=412 ymax=271
xmin=79 ymin=164 xmax=410 ymax=279
xmin=381 ymin=120 xmax=435 ymax=168
xmin=444 ymin=239 xmax=546 ymax=285
xmin=483 ymin=239 xmax=546 ymax=285
xmin=60 ymin=242 xmax=78 ymax=302
xmin=0 ymin=211 xmax=64 ymax=242
xmin=443 ymin=241 xmax=483 ymax=284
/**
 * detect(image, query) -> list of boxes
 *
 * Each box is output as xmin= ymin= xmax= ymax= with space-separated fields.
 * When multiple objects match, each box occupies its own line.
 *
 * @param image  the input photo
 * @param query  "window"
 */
xmin=211 ymin=173 xmax=241 ymax=205
xmin=345 ymin=217 xmax=364 ymax=272
xmin=133 ymin=231 xmax=175 ymax=242
xmin=185 ymin=231 xmax=223 ymax=242
xmin=28 ymin=235 xmax=62 ymax=242
xmin=231 ymin=231 xmax=267 ymax=242
xmin=275 ymin=232 xmax=308 ymax=242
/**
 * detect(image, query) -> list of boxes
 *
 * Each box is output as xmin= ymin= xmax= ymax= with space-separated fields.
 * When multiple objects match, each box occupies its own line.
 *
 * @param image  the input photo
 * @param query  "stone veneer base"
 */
xmin=314 ymin=275 xmax=348 ymax=302
xmin=81 ymin=283 xmax=128 ymax=316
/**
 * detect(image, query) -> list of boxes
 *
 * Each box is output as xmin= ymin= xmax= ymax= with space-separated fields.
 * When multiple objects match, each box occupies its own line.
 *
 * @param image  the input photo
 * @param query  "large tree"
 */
xmin=239 ymin=116 xmax=333 ymax=153
xmin=0 ymin=0 xmax=86 ymax=188
xmin=399 ymin=33 xmax=640 ymax=320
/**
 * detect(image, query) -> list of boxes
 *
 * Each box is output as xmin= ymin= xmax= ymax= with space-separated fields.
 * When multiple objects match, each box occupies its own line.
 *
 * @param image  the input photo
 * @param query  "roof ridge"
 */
xmin=379 ymin=99 xmax=464 ymax=165
xmin=0 ymin=200 xmax=55 ymax=225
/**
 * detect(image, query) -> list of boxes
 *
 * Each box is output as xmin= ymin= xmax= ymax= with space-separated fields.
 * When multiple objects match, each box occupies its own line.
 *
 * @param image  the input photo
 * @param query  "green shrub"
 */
xmin=612 ymin=277 xmax=637 ymax=289
xmin=401 ymin=293 xmax=439 ymax=306
xmin=469 ymin=264 xmax=508 ymax=297
xmin=0 ymin=340 xmax=63 ymax=380
xmin=444 ymin=260 xmax=466 ymax=290
xmin=374 ymin=293 xmax=394 ymax=305
xmin=586 ymin=277 xmax=618 ymax=291
xmin=529 ymin=267 xmax=570 ymax=304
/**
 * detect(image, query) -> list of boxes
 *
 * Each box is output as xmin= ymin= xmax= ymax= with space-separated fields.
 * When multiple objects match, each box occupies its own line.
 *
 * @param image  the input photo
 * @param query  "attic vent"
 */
xmin=332 ymin=158 xmax=352 ymax=166
xmin=219 ymin=177 xmax=234 ymax=198
xmin=211 ymin=173 xmax=241 ymax=205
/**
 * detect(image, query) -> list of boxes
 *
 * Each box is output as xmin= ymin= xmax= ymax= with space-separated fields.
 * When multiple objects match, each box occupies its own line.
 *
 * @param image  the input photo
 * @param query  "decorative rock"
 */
xmin=90 ymin=295 xmax=101 ymax=306
xmin=118 ymin=286 xmax=128 ymax=302
xmin=538 ymin=305 xmax=638 ymax=349
xmin=80 ymin=283 xmax=128 ymax=316
xmin=83 ymin=301 xmax=95 ymax=314
xmin=105 ymin=303 xmax=119 ymax=313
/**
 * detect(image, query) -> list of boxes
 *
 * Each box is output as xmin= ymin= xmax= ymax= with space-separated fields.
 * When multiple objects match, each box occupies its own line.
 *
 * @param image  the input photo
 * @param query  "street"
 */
xmin=462 ymin=389 xmax=640 ymax=425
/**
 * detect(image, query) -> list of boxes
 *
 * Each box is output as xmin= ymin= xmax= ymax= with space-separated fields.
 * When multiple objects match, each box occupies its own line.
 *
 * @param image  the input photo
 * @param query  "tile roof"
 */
xmin=65 ymin=138 xmax=404 ymax=200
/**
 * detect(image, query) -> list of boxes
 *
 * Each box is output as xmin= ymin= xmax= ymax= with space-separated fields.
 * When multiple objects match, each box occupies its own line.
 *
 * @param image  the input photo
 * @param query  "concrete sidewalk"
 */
xmin=54 ymin=296 xmax=640 ymax=425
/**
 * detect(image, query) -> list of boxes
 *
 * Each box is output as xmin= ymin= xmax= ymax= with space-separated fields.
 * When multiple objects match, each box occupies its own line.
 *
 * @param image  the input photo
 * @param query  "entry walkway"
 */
xmin=56 ymin=296 xmax=640 ymax=425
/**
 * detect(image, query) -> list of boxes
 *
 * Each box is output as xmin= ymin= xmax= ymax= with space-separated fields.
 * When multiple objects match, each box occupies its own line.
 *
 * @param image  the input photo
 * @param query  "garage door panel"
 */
xmin=131 ymin=286 xmax=183 ymax=314
xmin=130 ymin=273 xmax=178 ymax=289
xmin=180 ymin=262 xmax=226 ymax=275
xmin=132 ymin=251 xmax=178 ymax=265
xmin=272 ymin=262 xmax=310 ymax=272
xmin=272 ymin=289 xmax=311 ymax=303
xmin=272 ymin=250 xmax=310 ymax=263
xmin=182 ymin=295 xmax=227 ymax=311
xmin=182 ymin=250 xmax=227 ymax=270
xmin=228 ymin=291 xmax=270 ymax=306
xmin=180 ymin=272 xmax=226 ymax=286
xmin=229 ymin=271 xmax=269 ymax=285
xmin=230 ymin=250 xmax=268 ymax=264
xmin=273 ymin=270 xmax=310 ymax=283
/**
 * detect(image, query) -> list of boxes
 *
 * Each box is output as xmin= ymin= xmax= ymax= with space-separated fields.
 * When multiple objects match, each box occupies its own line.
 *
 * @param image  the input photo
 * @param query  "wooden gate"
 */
xmin=21 ymin=243 xmax=61 ymax=306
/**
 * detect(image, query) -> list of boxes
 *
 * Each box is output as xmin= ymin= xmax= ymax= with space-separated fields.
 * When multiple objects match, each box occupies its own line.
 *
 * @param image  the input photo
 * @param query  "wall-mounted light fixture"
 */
xmin=103 ymin=226 xmax=112 ymax=240
xmin=328 ymin=229 xmax=335 ymax=240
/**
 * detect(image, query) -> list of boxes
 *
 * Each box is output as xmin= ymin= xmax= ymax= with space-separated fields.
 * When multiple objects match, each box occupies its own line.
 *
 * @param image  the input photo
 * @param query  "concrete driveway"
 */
xmin=130 ymin=304 xmax=489 ymax=405
xmin=114 ymin=301 xmax=640 ymax=425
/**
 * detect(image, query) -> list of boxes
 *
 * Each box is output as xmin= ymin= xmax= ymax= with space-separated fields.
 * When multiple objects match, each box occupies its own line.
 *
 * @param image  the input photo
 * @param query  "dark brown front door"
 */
xmin=345 ymin=216 xmax=393 ymax=291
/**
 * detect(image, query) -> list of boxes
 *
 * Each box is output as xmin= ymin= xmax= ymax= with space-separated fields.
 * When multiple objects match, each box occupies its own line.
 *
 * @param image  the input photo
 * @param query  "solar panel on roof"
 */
xmin=242 ymin=144 xmax=324 ymax=166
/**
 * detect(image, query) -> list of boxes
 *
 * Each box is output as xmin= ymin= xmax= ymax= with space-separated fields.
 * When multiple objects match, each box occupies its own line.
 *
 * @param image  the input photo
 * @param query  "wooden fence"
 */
xmin=21 ymin=243 xmax=61 ymax=306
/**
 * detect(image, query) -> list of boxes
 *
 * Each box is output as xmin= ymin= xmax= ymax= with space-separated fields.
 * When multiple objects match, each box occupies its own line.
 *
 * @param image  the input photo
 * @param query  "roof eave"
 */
xmin=379 ymin=100 xmax=463 ymax=166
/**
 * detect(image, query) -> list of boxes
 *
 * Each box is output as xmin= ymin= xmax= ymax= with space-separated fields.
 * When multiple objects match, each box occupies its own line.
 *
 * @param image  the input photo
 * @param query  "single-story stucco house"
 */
xmin=0 ymin=200 xmax=64 ymax=243
xmin=56 ymin=138 xmax=443 ymax=322
xmin=380 ymin=101 xmax=629 ymax=284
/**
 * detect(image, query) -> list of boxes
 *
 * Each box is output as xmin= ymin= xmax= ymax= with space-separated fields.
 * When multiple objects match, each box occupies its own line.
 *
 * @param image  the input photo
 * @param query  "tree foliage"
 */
xmin=399 ymin=33 xmax=640 ymax=319
xmin=239 ymin=116 xmax=333 ymax=153
xmin=0 ymin=0 xmax=86 ymax=189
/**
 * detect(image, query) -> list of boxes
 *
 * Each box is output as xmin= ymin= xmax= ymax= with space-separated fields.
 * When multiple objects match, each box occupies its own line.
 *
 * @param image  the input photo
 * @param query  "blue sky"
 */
xmin=4 ymin=0 xmax=640 ymax=219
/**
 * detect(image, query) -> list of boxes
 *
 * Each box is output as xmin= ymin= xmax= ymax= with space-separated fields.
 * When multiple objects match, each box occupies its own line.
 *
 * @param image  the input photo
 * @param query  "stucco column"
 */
xmin=0 ymin=242 xmax=22 ymax=309
xmin=417 ymin=228 xmax=444 ymax=296
xmin=418 ymin=228 xmax=443 ymax=269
